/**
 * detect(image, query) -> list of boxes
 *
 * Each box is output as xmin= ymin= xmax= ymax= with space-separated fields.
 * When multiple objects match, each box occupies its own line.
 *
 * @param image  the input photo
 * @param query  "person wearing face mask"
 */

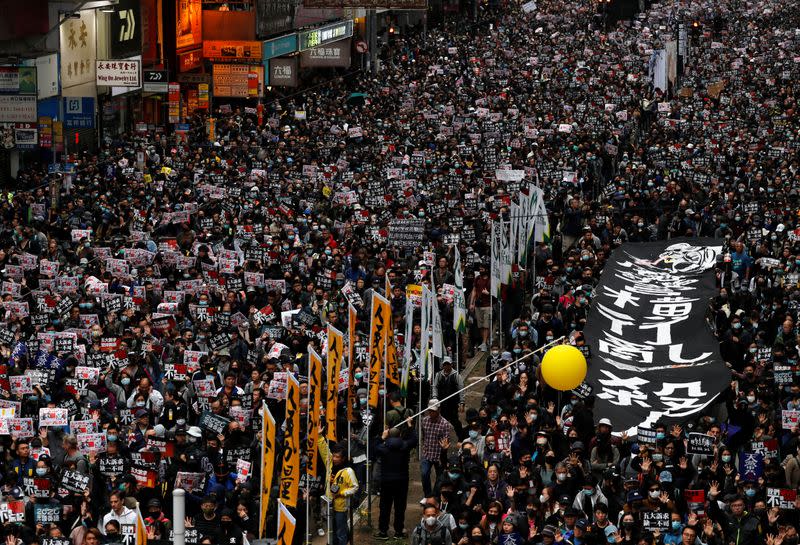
xmin=218 ymin=507 xmax=242 ymax=545
xmin=191 ymin=496 xmax=222 ymax=543
xmin=573 ymin=476 xmax=608 ymax=520
xmin=412 ymin=504 xmax=452 ymax=545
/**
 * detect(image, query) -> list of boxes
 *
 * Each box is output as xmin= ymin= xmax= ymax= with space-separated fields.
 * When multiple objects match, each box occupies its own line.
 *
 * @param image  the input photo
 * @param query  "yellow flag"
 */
xmin=368 ymin=291 xmax=391 ymax=408
xmin=277 ymin=500 xmax=296 ymax=545
xmin=135 ymin=505 xmax=148 ymax=545
xmin=347 ymin=303 xmax=357 ymax=422
xmin=260 ymin=404 xmax=276 ymax=538
xmin=326 ymin=325 xmax=344 ymax=441
xmin=279 ymin=374 xmax=300 ymax=508
xmin=307 ymin=349 xmax=322 ymax=477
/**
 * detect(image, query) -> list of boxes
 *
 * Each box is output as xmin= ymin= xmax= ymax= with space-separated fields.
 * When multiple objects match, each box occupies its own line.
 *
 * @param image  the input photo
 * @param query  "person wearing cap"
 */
xmin=145 ymin=498 xmax=172 ymax=535
xmin=433 ymin=357 xmax=465 ymax=439
xmin=420 ymin=399 xmax=455 ymax=502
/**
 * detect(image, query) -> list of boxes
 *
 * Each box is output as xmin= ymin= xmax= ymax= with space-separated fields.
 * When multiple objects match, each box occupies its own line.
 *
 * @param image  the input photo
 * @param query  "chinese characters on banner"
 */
xmin=260 ymin=404 xmax=276 ymax=538
xmin=583 ymin=240 xmax=730 ymax=435
xmin=279 ymin=374 xmax=300 ymax=508
xmin=306 ymin=348 xmax=322 ymax=477
xmin=367 ymin=292 xmax=391 ymax=408
xmin=326 ymin=325 xmax=344 ymax=441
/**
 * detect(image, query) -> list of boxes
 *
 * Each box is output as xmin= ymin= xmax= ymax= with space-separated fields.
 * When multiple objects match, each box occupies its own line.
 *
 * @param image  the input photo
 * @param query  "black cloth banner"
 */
xmin=583 ymin=239 xmax=730 ymax=434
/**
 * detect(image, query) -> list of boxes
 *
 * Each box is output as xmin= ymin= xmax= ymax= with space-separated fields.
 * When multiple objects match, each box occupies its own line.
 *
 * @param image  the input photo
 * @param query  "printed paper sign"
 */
xmin=39 ymin=408 xmax=68 ymax=427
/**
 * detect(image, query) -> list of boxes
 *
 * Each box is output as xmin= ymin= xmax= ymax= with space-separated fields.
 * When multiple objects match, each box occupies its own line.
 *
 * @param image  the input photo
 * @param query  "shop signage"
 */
xmin=300 ymin=39 xmax=351 ymax=67
xmin=268 ymin=57 xmax=298 ymax=87
xmin=60 ymin=10 xmax=96 ymax=89
xmin=0 ymin=67 xmax=37 ymax=95
xmin=298 ymin=21 xmax=354 ymax=51
xmin=262 ymin=34 xmax=298 ymax=60
xmin=109 ymin=0 xmax=142 ymax=58
xmin=0 ymin=96 xmax=37 ymax=123
xmin=143 ymin=70 xmax=168 ymax=93
xmin=212 ymin=64 xmax=265 ymax=97
xmin=176 ymin=0 xmax=202 ymax=50
xmin=63 ymin=97 xmax=95 ymax=129
xmin=168 ymin=83 xmax=181 ymax=123
xmin=39 ymin=117 xmax=52 ymax=148
xmin=14 ymin=123 xmax=37 ymax=150
xmin=178 ymin=48 xmax=203 ymax=72
xmin=203 ymin=41 xmax=262 ymax=62
xmin=96 ymin=59 xmax=141 ymax=87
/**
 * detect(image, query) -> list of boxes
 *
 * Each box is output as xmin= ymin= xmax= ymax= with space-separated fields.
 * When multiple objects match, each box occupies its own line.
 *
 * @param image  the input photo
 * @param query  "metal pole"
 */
xmin=393 ymin=336 xmax=566 ymax=428
xmin=173 ymin=488 xmax=186 ymax=545
xmin=366 ymin=434 xmax=371 ymax=528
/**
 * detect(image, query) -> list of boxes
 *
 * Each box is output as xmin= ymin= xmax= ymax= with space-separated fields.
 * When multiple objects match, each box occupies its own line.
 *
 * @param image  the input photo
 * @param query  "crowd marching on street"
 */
xmin=0 ymin=0 xmax=800 ymax=543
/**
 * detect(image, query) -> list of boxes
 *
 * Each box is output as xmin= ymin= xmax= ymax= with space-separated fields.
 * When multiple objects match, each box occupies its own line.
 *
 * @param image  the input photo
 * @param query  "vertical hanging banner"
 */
xmin=490 ymin=221 xmax=502 ymax=298
xmin=584 ymin=240 xmax=729 ymax=435
xmin=347 ymin=304 xmax=357 ymax=422
xmin=385 ymin=277 xmax=400 ymax=386
xmin=326 ymin=325 xmax=344 ymax=441
xmin=276 ymin=500 xmax=296 ymax=545
xmin=307 ymin=349 xmax=322 ymax=478
xmin=453 ymin=247 xmax=467 ymax=334
xmin=168 ymin=83 xmax=180 ymax=124
xmin=279 ymin=374 xmax=300 ymax=507
xmin=260 ymin=404 xmax=276 ymax=537
xmin=367 ymin=292 xmax=391 ymax=408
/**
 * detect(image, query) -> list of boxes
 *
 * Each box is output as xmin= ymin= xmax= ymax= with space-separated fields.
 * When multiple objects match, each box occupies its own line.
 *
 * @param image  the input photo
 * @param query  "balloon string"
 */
xmin=390 ymin=336 xmax=567 ymax=429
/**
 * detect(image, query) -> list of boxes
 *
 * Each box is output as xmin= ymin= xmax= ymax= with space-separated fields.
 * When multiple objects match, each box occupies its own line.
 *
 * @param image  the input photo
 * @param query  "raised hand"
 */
xmin=679 ymin=456 xmax=688 ymax=470
xmin=768 ymin=507 xmax=780 ymax=525
xmin=708 ymin=481 xmax=720 ymax=498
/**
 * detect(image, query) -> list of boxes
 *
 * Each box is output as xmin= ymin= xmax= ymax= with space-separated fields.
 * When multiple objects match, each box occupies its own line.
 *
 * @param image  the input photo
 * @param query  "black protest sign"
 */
xmin=225 ymin=446 xmax=252 ymax=470
xmin=98 ymin=454 xmax=126 ymax=477
xmin=199 ymin=411 xmax=231 ymax=435
xmin=207 ymin=333 xmax=231 ymax=351
xmin=686 ymin=433 xmax=715 ymax=456
xmin=643 ymin=511 xmax=671 ymax=530
xmin=767 ymin=488 xmax=797 ymax=510
xmin=584 ymin=240 xmax=729 ymax=432
xmin=42 ymin=539 xmax=71 ymax=545
xmin=388 ymin=219 xmax=425 ymax=249
xmin=60 ymin=469 xmax=90 ymax=493
xmin=571 ymin=382 xmax=593 ymax=399
xmin=637 ymin=428 xmax=658 ymax=445
xmin=34 ymin=504 xmax=61 ymax=524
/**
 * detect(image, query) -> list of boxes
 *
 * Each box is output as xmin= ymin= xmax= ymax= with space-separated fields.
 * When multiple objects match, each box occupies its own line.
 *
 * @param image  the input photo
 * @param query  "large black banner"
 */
xmin=584 ymin=239 xmax=730 ymax=435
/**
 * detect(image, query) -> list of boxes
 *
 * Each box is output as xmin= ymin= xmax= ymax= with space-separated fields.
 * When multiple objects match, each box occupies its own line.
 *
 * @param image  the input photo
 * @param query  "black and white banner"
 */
xmin=584 ymin=239 xmax=730 ymax=435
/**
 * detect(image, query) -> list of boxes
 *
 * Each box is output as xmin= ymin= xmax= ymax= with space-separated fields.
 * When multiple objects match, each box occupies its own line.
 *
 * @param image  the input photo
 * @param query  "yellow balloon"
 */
xmin=540 ymin=344 xmax=588 ymax=391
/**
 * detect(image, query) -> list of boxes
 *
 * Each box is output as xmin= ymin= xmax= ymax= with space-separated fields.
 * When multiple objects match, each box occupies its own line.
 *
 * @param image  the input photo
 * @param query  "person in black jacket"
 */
xmin=707 ymin=487 xmax=763 ymax=545
xmin=374 ymin=425 xmax=418 ymax=540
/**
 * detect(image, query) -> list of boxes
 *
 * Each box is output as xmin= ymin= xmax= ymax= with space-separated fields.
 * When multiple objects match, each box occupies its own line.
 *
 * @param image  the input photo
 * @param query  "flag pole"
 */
xmin=306 ymin=381 xmax=311 ymax=545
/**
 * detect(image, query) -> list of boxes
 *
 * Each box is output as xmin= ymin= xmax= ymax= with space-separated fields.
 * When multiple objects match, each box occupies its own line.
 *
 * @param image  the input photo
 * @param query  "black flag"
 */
xmin=583 ymin=239 xmax=730 ymax=434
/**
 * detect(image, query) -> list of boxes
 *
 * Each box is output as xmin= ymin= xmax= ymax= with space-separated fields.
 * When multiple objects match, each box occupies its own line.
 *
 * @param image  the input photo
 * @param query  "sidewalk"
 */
xmin=312 ymin=351 xmax=488 ymax=544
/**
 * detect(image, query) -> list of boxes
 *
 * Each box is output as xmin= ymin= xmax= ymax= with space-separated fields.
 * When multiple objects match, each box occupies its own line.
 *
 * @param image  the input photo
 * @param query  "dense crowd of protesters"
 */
xmin=0 ymin=0 xmax=799 ymax=542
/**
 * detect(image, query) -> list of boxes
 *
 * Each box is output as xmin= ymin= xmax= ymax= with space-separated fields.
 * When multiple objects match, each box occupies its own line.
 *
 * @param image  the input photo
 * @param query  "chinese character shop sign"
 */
xmin=583 ymin=240 xmax=730 ymax=435
xmin=60 ymin=10 xmax=96 ymax=89
xmin=96 ymin=60 xmax=141 ymax=87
